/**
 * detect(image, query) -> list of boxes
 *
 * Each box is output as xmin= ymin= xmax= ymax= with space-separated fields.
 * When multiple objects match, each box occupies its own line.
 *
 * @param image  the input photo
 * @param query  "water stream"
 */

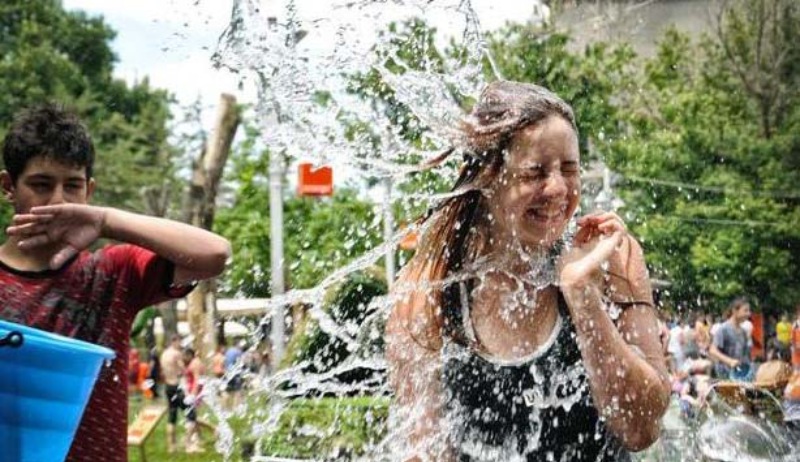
xmin=197 ymin=1 xmax=800 ymax=460
xmin=210 ymin=1 xmax=502 ymax=458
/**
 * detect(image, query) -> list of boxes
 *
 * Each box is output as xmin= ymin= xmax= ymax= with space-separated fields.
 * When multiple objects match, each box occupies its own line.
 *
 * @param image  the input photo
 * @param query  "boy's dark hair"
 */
xmin=2 ymin=103 xmax=94 ymax=183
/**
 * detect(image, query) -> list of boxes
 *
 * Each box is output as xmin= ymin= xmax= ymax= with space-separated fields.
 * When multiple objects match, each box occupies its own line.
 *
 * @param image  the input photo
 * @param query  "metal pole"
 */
xmin=594 ymin=166 xmax=612 ymax=211
xmin=383 ymin=177 xmax=395 ymax=289
xmin=269 ymin=147 xmax=285 ymax=369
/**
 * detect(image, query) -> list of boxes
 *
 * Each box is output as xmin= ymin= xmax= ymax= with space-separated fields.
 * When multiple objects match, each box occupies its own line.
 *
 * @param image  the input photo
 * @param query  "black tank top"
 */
xmin=441 ymin=286 xmax=630 ymax=462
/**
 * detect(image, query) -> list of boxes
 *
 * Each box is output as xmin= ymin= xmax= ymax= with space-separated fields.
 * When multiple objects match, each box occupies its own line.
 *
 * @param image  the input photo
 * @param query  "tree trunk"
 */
xmin=184 ymin=93 xmax=241 ymax=361
xmin=158 ymin=300 xmax=179 ymax=341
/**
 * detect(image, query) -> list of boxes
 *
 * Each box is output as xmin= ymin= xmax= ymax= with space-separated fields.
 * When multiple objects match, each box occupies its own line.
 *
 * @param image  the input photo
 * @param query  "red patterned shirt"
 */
xmin=0 ymin=244 xmax=192 ymax=462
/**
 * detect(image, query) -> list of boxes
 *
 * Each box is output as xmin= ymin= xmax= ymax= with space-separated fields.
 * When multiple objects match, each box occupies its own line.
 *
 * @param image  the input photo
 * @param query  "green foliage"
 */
xmin=347 ymin=18 xmax=447 ymax=148
xmin=214 ymin=140 xmax=384 ymax=296
xmin=603 ymin=1 xmax=800 ymax=313
xmin=282 ymin=269 xmax=388 ymax=380
xmin=487 ymin=23 xmax=636 ymax=160
xmin=256 ymin=396 xmax=389 ymax=459
xmin=0 ymin=0 xmax=177 ymax=225
xmin=483 ymin=7 xmax=799 ymax=313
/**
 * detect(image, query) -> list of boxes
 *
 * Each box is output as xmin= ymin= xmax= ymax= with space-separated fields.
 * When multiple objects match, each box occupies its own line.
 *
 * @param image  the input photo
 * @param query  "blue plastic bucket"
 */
xmin=0 ymin=319 xmax=115 ymax=462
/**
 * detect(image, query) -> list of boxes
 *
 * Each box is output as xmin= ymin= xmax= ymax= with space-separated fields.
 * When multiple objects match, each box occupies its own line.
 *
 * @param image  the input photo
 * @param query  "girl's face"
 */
xmin=487 ymin=116 xmax=580 ymax=251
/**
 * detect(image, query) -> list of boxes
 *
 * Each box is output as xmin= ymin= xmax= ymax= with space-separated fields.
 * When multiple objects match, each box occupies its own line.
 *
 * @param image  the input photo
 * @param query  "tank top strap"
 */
xmin=556 ymin=290 xmax=570 ymax=318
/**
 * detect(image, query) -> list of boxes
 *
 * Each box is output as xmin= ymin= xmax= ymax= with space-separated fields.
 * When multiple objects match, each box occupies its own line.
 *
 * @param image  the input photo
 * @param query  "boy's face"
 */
xmin=1 ymin=156 xmax=94 ymax=214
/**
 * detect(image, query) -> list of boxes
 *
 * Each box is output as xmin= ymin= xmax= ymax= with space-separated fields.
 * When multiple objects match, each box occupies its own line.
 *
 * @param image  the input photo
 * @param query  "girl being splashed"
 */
xmin=386 ymin=81 xmax=670 ymax=462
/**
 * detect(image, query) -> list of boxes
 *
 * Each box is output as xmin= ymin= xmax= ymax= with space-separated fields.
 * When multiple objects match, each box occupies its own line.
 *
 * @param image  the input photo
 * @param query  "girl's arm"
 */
xmin=560 ymin=214 xmax=670 ymax=452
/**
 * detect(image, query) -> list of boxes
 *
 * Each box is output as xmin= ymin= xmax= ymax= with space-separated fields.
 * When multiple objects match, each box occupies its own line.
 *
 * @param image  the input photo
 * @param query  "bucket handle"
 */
xmin=0 ymin=331 xmax=24 ymax=348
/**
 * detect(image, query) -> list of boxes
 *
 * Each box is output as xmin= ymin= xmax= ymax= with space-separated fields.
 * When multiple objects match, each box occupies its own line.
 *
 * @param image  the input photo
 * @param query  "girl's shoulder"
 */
xmin=388 ymin=261 xmax=445 ymax=351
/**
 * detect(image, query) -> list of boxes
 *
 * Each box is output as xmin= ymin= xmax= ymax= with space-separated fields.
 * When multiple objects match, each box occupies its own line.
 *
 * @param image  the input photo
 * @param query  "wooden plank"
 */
xmin=127 ymin=405 xmax=167 ymax=446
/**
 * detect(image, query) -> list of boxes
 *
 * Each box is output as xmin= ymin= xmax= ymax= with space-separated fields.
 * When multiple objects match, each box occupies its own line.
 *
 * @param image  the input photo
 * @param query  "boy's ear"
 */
xmin=86 ymin=177 xmax=96 ymax=201
xmin=0 ymin=170 xmax=14 ymax=202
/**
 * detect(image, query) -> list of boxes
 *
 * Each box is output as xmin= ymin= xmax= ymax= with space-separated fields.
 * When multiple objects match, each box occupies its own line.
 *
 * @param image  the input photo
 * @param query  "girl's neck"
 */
xmin=481 ymin=239 xmax=560 ymax=290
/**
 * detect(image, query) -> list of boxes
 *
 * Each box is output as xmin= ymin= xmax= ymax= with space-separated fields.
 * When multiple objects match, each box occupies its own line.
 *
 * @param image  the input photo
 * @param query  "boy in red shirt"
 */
xmin=0 ymin=103 xmax=231 ymax=462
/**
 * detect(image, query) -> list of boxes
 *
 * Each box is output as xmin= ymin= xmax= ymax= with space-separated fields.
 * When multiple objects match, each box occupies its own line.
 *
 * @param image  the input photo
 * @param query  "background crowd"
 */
xmin=661 ymin=298 xmax=800 ymax=422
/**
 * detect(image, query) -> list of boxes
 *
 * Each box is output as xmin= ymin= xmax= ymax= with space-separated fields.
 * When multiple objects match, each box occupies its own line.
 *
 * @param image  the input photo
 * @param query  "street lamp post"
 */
xmin=269 ymin=145 xmax=286 ymax=369
xmin=383 ymin=177 xmax=395 ymax=289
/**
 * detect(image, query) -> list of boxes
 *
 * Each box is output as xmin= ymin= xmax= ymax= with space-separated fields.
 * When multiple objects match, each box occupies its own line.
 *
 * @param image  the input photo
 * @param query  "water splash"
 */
xmin=205 ymin=0 xmax=603 ymax=460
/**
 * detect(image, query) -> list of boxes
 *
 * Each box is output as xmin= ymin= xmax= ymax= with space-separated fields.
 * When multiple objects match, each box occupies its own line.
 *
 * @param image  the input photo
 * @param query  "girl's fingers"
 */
xmin=576 ymin=211 xmax=604 ymax=226
xmin=585 ymin=231 xmax=624 ymax=267
xmin=597 ymin=219 xmax=625 ymax=235
xmin=566 ymin=231 xmax=624 ymax=277
xmin=578 ymin=211 xmax=626 ymax=229
xmin=573 ymin=224 xmax=595 ymax=245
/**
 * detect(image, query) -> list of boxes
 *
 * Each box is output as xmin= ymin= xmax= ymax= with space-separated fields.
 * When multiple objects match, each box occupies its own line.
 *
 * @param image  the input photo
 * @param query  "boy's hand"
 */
xmin=7 ymin=204 xmax=107 ymax=269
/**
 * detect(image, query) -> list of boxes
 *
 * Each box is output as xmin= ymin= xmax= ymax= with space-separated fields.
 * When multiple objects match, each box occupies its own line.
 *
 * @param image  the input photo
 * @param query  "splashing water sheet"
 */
xmin=208 ymin=0 xmax=510 ymax=459
xmin=204 ymin=1 xmax=800 ymax=461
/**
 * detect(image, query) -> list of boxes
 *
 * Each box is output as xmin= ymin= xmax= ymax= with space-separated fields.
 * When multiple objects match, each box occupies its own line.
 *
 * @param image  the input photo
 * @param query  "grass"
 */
xmin=127 ymin=396 xmax=235 ymax=462
xmin=127 ymin=393 xmax=390 ymax=461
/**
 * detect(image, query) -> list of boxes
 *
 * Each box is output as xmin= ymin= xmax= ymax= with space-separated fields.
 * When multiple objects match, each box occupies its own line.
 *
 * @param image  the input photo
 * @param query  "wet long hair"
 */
xmin=396 ymin=81 xmax=578 ymax=348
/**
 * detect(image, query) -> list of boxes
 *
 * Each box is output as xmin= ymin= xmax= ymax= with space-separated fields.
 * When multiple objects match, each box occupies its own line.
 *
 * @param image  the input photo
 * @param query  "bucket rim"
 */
xmin=0 ymin=319 xmax=115 ymax=360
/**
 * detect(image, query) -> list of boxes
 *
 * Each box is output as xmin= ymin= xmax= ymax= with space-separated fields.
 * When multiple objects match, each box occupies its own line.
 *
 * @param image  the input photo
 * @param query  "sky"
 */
xmin=61 ymin=0 xmax=547 ymax=128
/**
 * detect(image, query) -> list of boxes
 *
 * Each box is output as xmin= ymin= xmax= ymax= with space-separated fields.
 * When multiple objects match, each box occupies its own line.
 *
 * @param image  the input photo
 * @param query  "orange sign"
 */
xmin=298 ymin=163 xmax=333 ymax=196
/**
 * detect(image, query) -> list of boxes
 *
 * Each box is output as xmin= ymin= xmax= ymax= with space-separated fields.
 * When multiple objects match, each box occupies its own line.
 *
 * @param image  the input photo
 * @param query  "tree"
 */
xmin=0 ymin=0 xmax=176 ymax=226
xmin=184 ymin=94 xmax=241 ymax=358
xmin=486 ymin=22 xmax=636 ymax=161
xmin=215 ymin=138 xmax=384 ymax=298
xmin=603 ymin=0 xmax=800 ymax=313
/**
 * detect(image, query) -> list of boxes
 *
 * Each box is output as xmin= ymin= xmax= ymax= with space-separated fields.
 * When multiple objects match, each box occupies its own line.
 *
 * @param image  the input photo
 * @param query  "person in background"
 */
xmin=784 ymin=304 xmax=800 ymax=428
xmin=182 ymin=347 xmax=205 ymax=454
xmin=694 ymin=313 xmax=711 ymax=355
xmin=161 ymin=334 xmax=185 ymax=453
xmin=667 ymin=315 xmax=689 ymax=373
xmin=223 ymin=339 xmax=245 ymax=409
xmin=211 ymin=342 xmax=226 ymax=379
xmin=709 ymin=297 xmax=753 ymax=380
xmin=148 ymin=345 xmax=161 ymax=399
xmin=129 ymin=349 xmax=141 ymax=397
xmin=776 ymin=313 xmax=792 ymax=358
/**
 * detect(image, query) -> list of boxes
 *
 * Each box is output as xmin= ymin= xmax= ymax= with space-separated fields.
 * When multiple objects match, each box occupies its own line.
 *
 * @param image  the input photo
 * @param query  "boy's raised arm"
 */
xmin=8 ymin=204 xmax=231 ymax=283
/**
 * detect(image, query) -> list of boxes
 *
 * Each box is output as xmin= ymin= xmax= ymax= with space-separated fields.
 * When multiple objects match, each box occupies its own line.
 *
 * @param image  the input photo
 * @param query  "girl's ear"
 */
xmin=0 ymin=170 xmax=15 ymax=202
